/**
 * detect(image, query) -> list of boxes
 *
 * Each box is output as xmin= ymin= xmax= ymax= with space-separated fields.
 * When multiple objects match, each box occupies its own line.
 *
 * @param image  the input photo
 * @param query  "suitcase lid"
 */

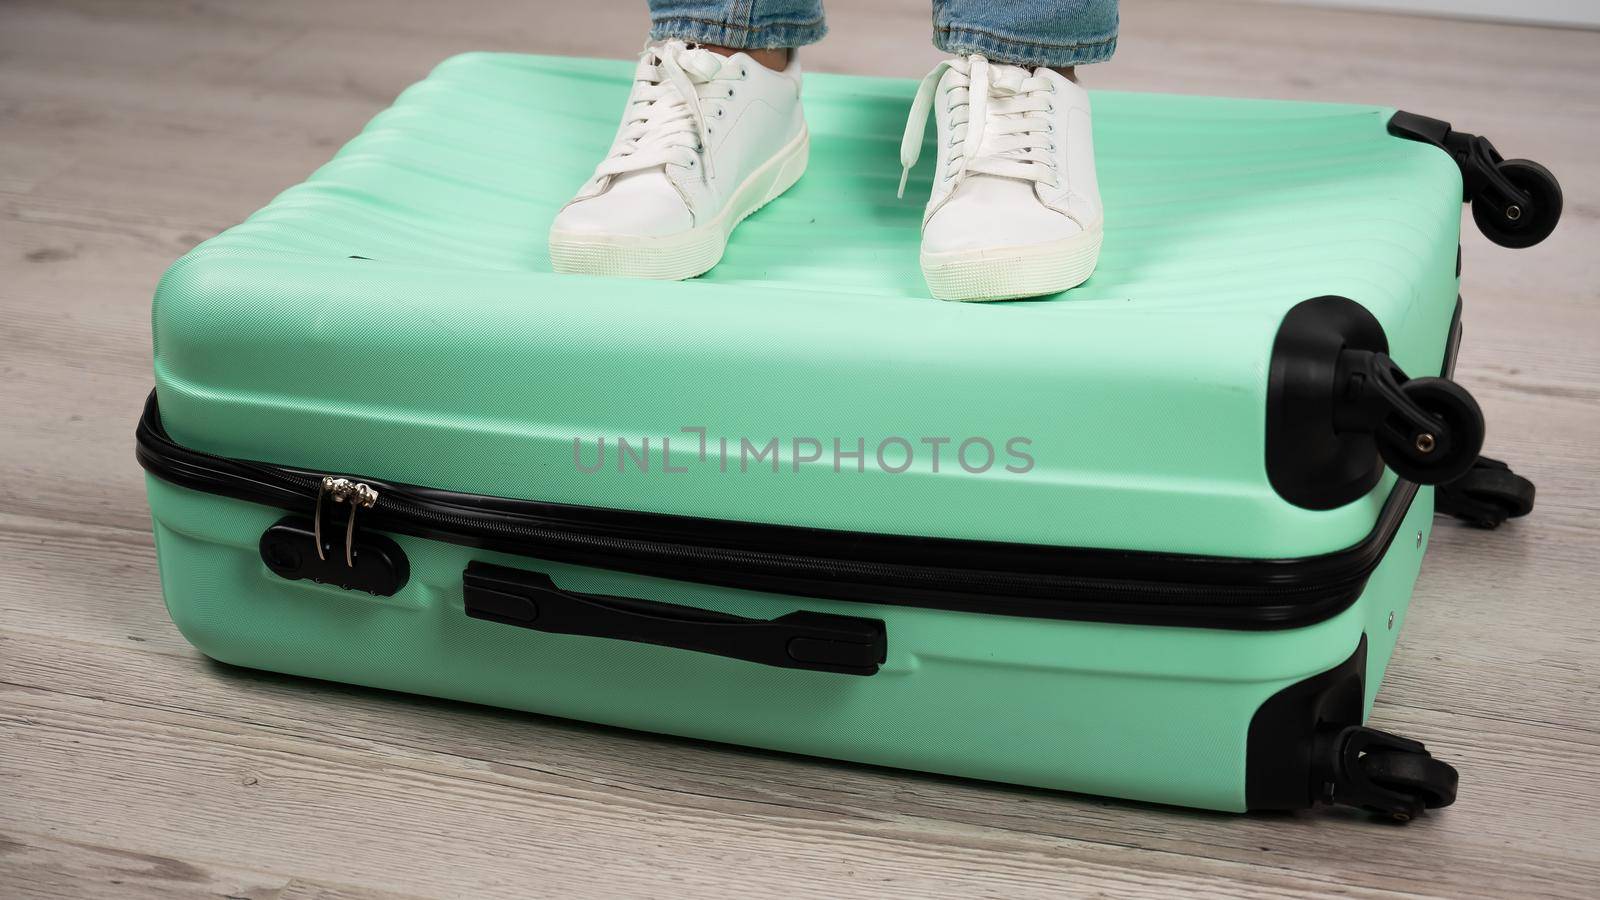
xmin=151 ymin=53 xmax=1462 ymax=558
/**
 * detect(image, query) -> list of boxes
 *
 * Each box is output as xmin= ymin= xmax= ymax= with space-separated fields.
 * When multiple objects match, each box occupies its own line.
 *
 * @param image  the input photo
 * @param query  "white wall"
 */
xmin=1262 ymin=0 xmax=1600 ymax=28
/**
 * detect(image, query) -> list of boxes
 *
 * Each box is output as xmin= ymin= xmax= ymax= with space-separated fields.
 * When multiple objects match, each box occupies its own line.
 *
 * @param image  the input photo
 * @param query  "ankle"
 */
xmin=1051 ymin=66 xmax=1078 ymax=84
xmin=698 ymin=44 xmax=791 ymax=72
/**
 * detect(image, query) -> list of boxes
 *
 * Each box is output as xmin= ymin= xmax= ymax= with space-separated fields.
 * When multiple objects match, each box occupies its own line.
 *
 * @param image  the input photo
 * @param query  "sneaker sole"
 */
xmin=549 ymin=127 xmax=810 ymax=280
xmin=920 ymin=224 xmax=1104 ymax=302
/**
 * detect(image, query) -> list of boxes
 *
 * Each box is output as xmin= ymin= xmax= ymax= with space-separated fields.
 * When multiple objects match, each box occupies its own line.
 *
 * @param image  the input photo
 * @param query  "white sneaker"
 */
xmin=899 ymin=55 xmax=1104 ymax=301
xmin=549 ymin=41 xmax=809 ymax=280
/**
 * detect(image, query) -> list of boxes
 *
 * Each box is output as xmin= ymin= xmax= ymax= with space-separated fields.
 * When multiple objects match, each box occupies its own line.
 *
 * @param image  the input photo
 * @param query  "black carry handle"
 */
xmin=463 ymin=561 xmax=886 ymax=676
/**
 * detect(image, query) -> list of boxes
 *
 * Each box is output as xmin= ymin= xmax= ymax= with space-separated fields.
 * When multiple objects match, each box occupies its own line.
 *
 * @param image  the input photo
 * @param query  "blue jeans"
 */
xmin=648 ymin=1 xmax=1118 ymax=67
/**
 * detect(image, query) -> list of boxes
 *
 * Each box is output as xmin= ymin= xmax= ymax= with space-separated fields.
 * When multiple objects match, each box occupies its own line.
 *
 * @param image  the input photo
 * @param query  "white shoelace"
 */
xmin=595 ymin=40 xmax=735 ymax=182
xmin=898 ymin=55 xmax=1058 ymax=198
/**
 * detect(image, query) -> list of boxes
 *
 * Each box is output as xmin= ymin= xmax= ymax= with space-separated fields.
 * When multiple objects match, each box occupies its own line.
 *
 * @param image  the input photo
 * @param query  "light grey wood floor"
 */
xmin=3 ymin=1 xmax=1598 ymax=897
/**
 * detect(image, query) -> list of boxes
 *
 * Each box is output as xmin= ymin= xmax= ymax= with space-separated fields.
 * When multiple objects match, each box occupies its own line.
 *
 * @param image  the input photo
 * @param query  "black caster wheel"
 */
xmin=1316 ymin=725 xmax=1459 ymax=821
xmin=1361 ymin=749 xmax=1460 ymax=820
xmin=1473 ymin=159 xmax=1563 ymax=249
xmin=1377 ymin=377 xmax=1485 ymax=485
xmin=1437 ymin=455 xmax=1535 ymax=528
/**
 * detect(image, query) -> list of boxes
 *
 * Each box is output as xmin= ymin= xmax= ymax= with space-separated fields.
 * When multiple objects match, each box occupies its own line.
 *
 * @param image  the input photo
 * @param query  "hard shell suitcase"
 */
xmin=136 ymin=53 xmax=1558 ymax=819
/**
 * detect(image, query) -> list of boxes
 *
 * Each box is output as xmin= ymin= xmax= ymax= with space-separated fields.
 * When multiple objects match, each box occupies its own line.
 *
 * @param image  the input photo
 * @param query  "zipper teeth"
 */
xmin=270 ymin=471 xmax=1348 ymax=606
xmin=138 ymin=408 xmax=1377 ymax=611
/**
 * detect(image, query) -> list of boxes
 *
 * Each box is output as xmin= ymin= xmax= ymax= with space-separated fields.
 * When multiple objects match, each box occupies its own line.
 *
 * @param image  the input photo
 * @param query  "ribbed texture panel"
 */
xmin=152 ymin=53 xmax=1465 ymax=558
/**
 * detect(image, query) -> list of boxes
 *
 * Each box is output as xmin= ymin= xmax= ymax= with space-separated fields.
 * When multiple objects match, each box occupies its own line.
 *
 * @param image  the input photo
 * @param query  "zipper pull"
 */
xmin=343 ymin=481 xmax=379 ymax=567
xmin=313 ymin=476 xmax=379 ymax=567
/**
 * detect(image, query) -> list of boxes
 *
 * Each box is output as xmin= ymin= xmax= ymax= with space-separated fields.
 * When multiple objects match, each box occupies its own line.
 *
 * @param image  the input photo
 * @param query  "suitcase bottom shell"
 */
xmin=146 ymin=473 xmax=1451 ymax=818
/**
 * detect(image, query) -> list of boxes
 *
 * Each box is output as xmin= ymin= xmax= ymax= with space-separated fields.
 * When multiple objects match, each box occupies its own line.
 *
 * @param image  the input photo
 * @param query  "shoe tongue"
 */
xmin=642 ymin=44 xmax=725 ymax=82
xmin=987 ymin=62 xmax=1033 ymax=89
xmin=676 ymin=47 xmax=726 ymax=81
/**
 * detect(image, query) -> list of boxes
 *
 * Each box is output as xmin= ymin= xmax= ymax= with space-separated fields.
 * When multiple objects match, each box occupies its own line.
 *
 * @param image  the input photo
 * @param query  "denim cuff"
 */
xmin=934 ymin=26 xmax=1118 ymax=68
xmin=650 ymin=16 xmax=827 ymax=50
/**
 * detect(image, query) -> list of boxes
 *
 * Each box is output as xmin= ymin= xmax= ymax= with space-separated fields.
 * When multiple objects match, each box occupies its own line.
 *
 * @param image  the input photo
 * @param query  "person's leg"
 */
xmin=549 ymin=2 xmax=823 ymax=280
xmin=649 ymin=0 xmax=826 ymax=68
xmin=902 ymin=1 xmax=1117 ymax=301
xmin=932 ymin=0 xmax=1117 ymax=74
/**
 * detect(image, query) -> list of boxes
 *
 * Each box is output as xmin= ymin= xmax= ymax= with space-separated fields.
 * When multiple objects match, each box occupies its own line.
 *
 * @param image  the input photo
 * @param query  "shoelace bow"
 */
xmin=898 ymin=55 xmax=1059 ymax=198
xmin=596 ymin=40 xmax=732 ymax=181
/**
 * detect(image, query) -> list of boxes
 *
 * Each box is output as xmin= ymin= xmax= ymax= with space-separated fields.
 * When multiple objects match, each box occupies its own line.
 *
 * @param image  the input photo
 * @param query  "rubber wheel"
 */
xmin=1378 ymin=377 xmax=1485 ymax=485
xmin=1362 ymin=749 xmax=1459 ymax=811
xmin=1438 ymin=457 xmax=1536 ymax=528
xmin=1472 ymin=159 xmax=1563 ymax=249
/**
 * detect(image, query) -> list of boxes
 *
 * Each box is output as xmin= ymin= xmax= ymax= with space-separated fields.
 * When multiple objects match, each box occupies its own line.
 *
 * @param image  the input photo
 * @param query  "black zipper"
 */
xmin=136 ymin=391 xmax=1419 ymax=631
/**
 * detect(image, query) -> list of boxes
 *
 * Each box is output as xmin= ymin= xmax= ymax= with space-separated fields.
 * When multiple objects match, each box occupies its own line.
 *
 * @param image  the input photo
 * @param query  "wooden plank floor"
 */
xmin=3 ymin=1 xmax=1597 ymax=896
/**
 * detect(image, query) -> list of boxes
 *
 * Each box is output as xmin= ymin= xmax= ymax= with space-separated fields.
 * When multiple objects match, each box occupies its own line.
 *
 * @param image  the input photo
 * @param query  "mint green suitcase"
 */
xmin=136 ymin=53 xmax=1558 ymax=819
